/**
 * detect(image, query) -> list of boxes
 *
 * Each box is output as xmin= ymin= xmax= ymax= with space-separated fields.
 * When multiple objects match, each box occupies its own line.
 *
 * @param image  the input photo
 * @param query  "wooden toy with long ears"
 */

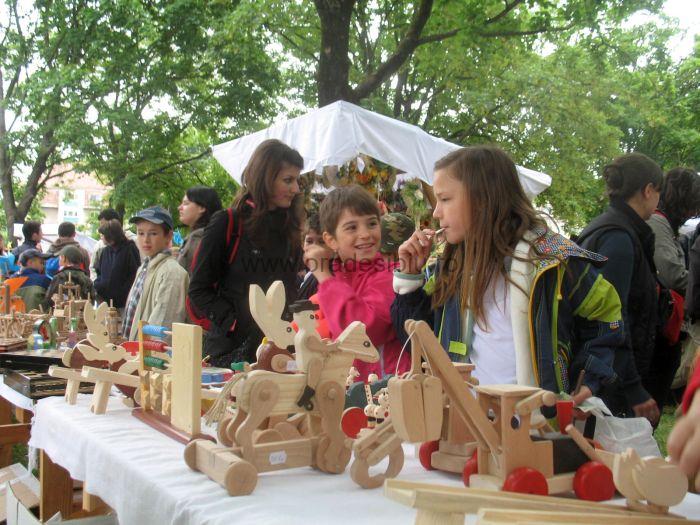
xmin=185 ymin=281 xmax=380 ymax=495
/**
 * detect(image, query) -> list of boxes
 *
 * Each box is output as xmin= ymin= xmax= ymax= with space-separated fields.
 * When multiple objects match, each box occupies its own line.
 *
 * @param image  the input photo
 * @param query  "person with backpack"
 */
xmin=45 ymin=221 xmax=90 ymax=278
xmin=177 ymin=185 xmax=222 ymax=275
xmin=577 ymin=153 xmax=662 ymax=425
xmin=187 ymin=139 xmax=304 ymax=367
xmin=646 ymin=167 xmax=700 ymax=412
xmin=43 ymin=245 xmax=96 ymax=310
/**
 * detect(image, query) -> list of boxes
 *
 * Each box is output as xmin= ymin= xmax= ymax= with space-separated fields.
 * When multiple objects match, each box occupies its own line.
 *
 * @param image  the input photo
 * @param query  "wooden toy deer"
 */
xmin=185 ymin=281 xmax=380 ymax=496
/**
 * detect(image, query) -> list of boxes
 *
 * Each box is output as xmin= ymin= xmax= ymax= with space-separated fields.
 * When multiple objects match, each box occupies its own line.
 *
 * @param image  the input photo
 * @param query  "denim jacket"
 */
xmin=391 ymin=228 xmax=624 ymax=396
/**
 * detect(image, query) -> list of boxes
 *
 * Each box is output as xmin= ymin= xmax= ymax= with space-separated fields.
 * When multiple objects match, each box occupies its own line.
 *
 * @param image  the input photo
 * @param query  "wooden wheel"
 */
xmin=315 ymin=435 xmax=352 ymax=474
xmin=574 ymin=461 xmax=615 ymax=502
xmin=503 ymin=467 xmax=548 ymax=496
xmin=418 ymin=440 xmax=439 ymax=470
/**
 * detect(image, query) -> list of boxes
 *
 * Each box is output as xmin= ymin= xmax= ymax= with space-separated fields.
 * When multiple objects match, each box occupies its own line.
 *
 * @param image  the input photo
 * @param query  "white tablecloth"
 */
xmin=0 ymin=376 xmax=35 ymax=413
xmin=29 ymin=395 xmax=700 ymax=525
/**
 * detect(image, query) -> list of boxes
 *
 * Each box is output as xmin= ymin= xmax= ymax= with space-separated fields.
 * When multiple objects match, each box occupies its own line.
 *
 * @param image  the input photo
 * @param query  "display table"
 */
xmin=29 ymin=395 xmax=700 ymax=524
xmin=0 ymin=375 xmax=33 ymax=468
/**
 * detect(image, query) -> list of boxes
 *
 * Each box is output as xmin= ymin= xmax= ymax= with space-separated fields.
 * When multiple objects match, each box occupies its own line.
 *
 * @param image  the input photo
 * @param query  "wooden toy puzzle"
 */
xmin=184 ymin=281 xmax=380 ymax=495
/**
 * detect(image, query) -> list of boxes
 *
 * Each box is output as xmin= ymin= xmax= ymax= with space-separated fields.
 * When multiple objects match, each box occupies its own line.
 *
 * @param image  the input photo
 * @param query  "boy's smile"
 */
xmin=324 ymin=209 xmax=381 ymax=262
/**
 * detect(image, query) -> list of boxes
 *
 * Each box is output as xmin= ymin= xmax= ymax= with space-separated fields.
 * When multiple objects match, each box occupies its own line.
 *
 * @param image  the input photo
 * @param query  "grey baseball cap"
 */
xmin=129 ymin=206 xmax=174 ymax=230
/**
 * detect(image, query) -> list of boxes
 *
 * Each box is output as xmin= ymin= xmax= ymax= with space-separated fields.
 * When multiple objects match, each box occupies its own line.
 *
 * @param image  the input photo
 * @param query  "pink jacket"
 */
xmin=317 ymin=253 xmax=410 ymax=381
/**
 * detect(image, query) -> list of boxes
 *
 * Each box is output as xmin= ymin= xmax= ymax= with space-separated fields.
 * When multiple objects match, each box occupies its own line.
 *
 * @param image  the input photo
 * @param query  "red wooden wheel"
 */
xmin=502 ymin=467 xmax=548 ymax=495
xmin=462 ymin=451 xmax=478 ymax=486
xmin=341 ymin=407 xmax=368 ymax=439
xmin=574 ymin=461 xmax=615 ymax=501
xmin=418 ymin=440 xmax=440 ymax=470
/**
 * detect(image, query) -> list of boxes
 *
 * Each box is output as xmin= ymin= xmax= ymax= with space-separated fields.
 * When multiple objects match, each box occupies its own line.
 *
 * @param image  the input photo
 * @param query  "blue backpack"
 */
xmin=45 ymin=256 xmax=60 ymax=278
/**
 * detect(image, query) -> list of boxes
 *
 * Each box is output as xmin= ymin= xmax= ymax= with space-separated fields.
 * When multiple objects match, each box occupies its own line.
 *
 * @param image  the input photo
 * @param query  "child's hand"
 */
xmin=668 ymin=390 xmax=700 ymax=479
xmin=304 ymin=243 xmax=334 ymax=283
xmin=398 ymin=229 xmax=434 ymax=274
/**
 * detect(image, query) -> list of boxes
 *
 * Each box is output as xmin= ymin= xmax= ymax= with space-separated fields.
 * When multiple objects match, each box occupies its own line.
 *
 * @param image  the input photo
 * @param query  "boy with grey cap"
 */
xmin=122 ymin=206 xmax=189 ymax=339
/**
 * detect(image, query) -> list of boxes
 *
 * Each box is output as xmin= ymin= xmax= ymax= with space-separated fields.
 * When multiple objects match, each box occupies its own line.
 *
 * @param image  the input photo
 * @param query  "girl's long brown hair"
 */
xmin=432 ymin=146 xmax=546 ymax=328
xmin=232 ymin=139 xmax=305 ymax=249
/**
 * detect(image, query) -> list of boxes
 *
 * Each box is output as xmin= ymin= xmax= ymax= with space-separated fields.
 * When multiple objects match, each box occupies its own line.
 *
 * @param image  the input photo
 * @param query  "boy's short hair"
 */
xmin=380 ymin=213 xmax=414 ymax=254
xmin=319 ymin=185 xmax=379 ymax=235
xmin=58 ymin=221 xmax=76 ymax=238
xmin=58 ymin=245 xmax=83 ymax=265
xmin=305 ymin=213 xmax=321 ymax=235
xmin=98 ymin=208 xmax=122 ymax=223
xmin=22 ymin=221 xmax=41 ymax=240
xmin=129 ymin=206 xmax=174 ymax=233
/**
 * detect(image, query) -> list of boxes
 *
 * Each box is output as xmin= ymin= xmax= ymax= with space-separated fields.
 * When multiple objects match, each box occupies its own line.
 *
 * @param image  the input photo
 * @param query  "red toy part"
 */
xmin=341 ymin=407 xmax=368 ymax=439
xmin=556 ymin=399 xmax=574 ymax=435
xmin=502 ymin=467 xmax=548 ymax=496
xmin=462 ymin=450 xmax=478 ymax=486
xmin=573 ymin=461 xmax=615 ymax=501
xmin=121 ymin=341 xmax=140 ymax=356
xmin=418 ymin=440 xmax=440 ymax=470
xmin=309 ymin=294 xmax=331 ymax=339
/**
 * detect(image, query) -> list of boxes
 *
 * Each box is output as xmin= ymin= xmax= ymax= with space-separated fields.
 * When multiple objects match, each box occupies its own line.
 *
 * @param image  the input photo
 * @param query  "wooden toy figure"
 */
xmin=184 ymin=281 xmax=380 ymax=496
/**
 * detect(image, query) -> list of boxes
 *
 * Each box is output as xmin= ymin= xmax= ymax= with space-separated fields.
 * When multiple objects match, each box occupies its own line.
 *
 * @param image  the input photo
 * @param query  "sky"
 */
xmin=655 ymin=0 xmax=699 ymax=60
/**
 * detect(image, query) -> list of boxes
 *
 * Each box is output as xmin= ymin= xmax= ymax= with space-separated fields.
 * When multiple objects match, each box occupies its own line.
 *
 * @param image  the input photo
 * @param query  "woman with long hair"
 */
xmin=188 ymin=139 xmax=304 ymax=366
xmin=177 ymin=185 xmax=222 ymax=274
xmin=646 ymin=167 xmax=700 ymax=412
xmin=392 ymin=145 xmax=624 ymax=410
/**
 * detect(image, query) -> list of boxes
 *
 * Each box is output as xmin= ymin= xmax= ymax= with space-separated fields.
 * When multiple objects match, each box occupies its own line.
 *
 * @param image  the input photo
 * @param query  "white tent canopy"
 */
xmin=212 ymin=101 xmax=551 ymax=197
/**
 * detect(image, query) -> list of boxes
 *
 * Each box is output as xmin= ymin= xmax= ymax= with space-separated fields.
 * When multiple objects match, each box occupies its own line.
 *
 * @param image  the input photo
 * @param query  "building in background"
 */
xmin=40 ymin=168 xmax=109 ymax=226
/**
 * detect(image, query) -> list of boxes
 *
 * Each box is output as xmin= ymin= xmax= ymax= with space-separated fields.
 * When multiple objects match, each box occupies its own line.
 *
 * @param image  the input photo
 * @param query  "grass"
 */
xmin=655 ymin=405 xmax=678 ymax=456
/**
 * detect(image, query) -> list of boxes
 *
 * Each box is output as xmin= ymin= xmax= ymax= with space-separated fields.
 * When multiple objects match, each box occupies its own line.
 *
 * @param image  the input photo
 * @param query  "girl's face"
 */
xmin=432 ymin=168 xmax=469 ymax=244
xmin=324 ymin=209 xmax=381 ymax=262
xmin=178 ymin=195 xmax=206 ymax=227
xmin=269 ymin=164 xmax=301 ymax=210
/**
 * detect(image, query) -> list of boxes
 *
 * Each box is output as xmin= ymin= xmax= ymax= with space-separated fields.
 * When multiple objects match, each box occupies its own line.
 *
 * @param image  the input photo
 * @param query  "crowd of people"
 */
xmin=2 ymin=138 xmax=700 ymax=479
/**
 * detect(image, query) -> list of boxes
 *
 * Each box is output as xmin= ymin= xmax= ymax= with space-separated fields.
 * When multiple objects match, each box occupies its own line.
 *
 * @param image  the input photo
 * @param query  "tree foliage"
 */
xmin=1 ymin=0 xmax=697 ymax=236
xmin=0 ymin=0 xmax=278 ymax=239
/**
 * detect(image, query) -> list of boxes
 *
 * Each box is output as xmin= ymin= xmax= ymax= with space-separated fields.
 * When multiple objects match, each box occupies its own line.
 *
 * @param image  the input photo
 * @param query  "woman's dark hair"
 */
xmin=185 ymin=186 xmax=223 ymax=230
xmin=319 ymin=185 xmax=379 ymax=235
xmin=233 ymin=139 xmax=304 ymax=248
xmin=603 ymin=153 xmax=663 ymax=200
xmin=98 ymin=219 xmax=128 ymax=246
xmin=0 ymin=232 xmax=5 ymax=255
xmin=659 ymin=167 xmax=700 ymax=233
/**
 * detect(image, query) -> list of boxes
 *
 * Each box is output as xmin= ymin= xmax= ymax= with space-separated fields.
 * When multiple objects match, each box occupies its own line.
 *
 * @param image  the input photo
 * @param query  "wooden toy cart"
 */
xmin=382 ymin=320 xmax=688 ymax=511
xmin=184 ymin=282 xmax=380 ymax=495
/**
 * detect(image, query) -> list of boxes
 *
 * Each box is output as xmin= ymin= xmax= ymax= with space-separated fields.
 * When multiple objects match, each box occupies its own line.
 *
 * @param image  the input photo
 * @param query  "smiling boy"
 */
xmin=121 ymin=206 xmax=189 ymax=339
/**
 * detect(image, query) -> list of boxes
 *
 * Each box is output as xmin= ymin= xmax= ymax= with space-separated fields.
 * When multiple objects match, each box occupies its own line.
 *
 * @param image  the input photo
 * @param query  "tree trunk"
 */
xmin=0 ymin=68 xmax=19 ymax=244
xmin=314 ymin=0 xmax=356 ymax=106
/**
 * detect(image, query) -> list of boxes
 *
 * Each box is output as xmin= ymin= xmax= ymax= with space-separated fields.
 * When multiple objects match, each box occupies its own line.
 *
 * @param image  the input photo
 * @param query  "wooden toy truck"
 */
xmin=383 ymin=320 xmax=688 ymax=512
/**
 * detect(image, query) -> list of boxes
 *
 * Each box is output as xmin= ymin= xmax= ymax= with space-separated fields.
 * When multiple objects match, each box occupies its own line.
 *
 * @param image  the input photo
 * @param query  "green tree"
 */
xmin=0 ymin=0 xmax=278 ymax=241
